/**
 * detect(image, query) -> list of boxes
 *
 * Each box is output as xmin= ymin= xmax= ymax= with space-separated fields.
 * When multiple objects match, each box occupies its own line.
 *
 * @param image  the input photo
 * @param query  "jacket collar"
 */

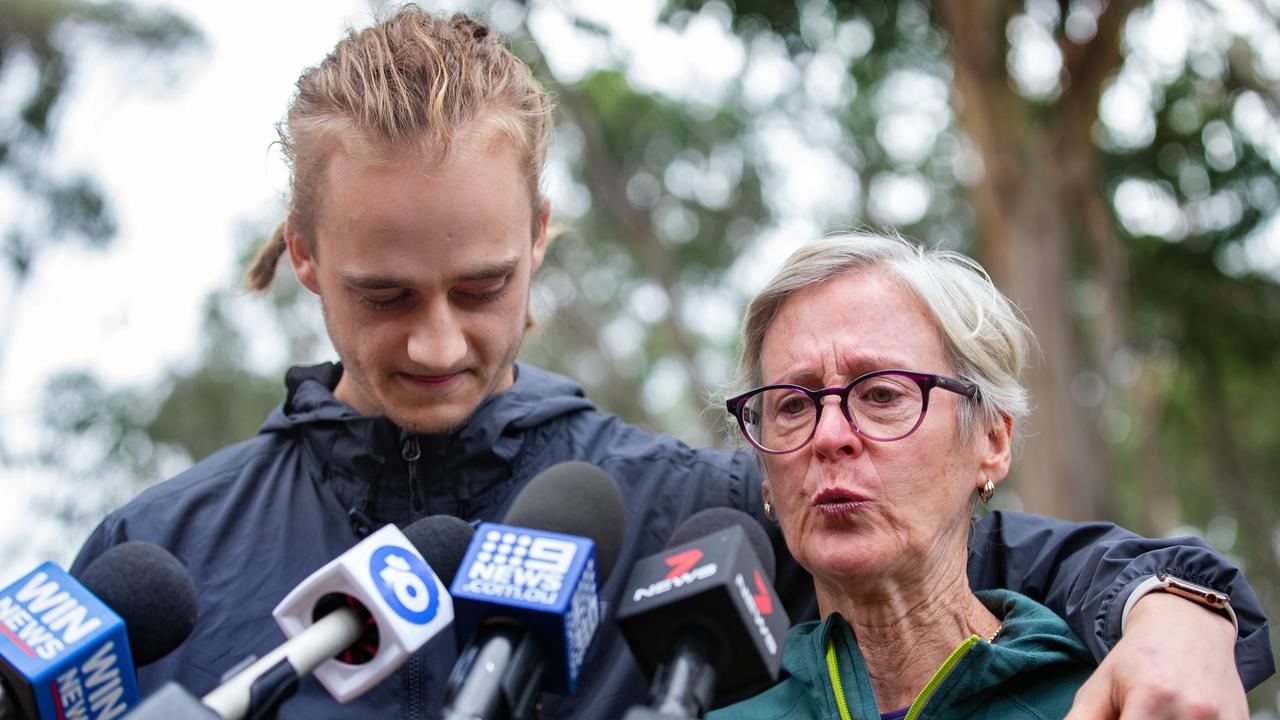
xmin=257 ymin=361 xmax=596 ymax=527
xmin=791 ymin=589 xmax=1091 ymax=719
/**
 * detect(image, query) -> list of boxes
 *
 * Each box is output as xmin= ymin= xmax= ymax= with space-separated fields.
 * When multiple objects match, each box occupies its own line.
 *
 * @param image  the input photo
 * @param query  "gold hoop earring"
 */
xmin=763 ymin=499 xmax=779 ymax=525
xmin=978 ymin=479 xmax=995 ymax=504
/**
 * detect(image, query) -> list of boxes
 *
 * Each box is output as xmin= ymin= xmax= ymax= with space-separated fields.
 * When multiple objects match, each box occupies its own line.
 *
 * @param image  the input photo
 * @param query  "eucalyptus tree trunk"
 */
xmin=934 ymin=0 xmax=1144 ymax=520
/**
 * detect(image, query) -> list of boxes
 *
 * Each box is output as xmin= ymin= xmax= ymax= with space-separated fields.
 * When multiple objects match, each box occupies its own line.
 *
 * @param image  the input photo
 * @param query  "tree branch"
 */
xmin=1057 ymin=0 xmax=1144 ymax=155
xmin=518 ymin=23 xmax=719 ymax=439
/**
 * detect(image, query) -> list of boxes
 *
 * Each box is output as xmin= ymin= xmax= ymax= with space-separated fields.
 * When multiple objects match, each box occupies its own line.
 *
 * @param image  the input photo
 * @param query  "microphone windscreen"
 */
xmin=667 ymin=507 xmax=776 ymax=583
xmin=402 ymin=514 xmax=476 ymax=586
xmin=75 ymin=541 xmax=198 ymax=666
xmin=502 ymin=461 xmax=626 ymax=583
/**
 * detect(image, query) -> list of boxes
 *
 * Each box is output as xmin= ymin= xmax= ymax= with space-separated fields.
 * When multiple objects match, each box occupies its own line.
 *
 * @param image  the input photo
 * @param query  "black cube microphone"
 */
xmin=617 ymin=507 xmax=790 ymax=718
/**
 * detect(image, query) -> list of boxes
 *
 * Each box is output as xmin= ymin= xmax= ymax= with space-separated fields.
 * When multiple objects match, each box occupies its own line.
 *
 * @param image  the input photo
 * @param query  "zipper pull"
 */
xmin=402 ymin=435 xmax=423 ymax=517
xmin=457 ymin=481 xmax=471 ymax=520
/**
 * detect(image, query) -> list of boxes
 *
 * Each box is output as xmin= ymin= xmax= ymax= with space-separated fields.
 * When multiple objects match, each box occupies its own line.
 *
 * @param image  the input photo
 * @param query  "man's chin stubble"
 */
xmin=393 ymin=414 xmax=469 ymax=436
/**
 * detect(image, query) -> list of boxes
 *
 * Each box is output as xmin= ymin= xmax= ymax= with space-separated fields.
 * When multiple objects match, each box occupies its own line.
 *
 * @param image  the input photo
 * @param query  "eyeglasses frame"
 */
xmin=725 ymin=369 xmax=979 ymax=455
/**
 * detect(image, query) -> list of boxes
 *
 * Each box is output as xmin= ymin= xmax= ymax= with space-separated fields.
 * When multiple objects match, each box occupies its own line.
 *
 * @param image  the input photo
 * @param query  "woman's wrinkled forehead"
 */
xmin=758 ymin=270 xmax=947 ymax=386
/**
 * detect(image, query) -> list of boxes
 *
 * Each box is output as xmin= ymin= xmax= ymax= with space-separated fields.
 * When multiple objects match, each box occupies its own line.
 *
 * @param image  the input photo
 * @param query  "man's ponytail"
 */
xmin=245 ymin=223 xmax=289 ymax=293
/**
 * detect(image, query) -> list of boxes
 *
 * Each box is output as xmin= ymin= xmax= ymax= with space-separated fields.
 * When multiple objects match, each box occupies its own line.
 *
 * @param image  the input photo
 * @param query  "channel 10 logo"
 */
xmin=369 ymin=546 xmax=439 ymax=625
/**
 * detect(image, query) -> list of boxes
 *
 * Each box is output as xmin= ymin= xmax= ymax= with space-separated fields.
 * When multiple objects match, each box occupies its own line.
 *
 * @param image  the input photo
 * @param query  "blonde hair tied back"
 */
xmin=246 ymin=7 xmax=552 ymax=293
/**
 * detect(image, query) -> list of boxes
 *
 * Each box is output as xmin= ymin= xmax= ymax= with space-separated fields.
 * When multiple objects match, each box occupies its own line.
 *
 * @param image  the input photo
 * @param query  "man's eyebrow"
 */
xmin=336 ymin=257 xmax=521 ymax=289
xmin=456 ymin=257 xmax=520 ymax=283
xmin=337 ymin=271 xmax=413 ymax=290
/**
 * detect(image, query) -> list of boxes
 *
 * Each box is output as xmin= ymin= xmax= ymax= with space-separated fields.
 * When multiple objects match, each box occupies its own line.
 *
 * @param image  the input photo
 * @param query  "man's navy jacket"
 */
xmin=71 ymin=362 xmax=1274 ymax=718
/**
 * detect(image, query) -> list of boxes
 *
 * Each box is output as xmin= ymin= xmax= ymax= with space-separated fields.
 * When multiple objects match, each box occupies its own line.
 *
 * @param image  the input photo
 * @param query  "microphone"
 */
xmin=441 ymin=461 xmax=625 ymax=720
xmin=194 ymin=515 xmax=474 ymax=719
xmin=0 ymin=542 xmax=198 ymax=719
xmin=617 ymin=507 xmax=790 ymax=719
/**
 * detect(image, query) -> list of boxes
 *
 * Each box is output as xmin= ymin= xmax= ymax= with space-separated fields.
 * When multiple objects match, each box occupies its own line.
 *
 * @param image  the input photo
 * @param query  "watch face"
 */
xmin=1157 ymin=574 xmax=1230 ymax=609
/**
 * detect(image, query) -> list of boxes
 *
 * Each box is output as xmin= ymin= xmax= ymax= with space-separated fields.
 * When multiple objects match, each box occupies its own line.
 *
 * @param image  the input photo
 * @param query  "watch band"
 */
xmin=1120 ymin=573 xmax=1238 ymax=636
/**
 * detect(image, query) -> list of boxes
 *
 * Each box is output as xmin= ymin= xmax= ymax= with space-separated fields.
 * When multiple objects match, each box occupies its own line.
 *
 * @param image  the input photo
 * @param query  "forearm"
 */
xmin=968 ymin=510 xmax=1273 ymax=688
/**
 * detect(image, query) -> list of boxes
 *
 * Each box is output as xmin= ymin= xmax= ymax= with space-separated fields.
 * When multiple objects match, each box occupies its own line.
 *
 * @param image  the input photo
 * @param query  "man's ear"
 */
xmin=979 ymin=413 xmax=1014 ymax=488
xmin=285 ymin=223 xmax=321 ymax=295
xmin=530 ymin=198 xmax=551 ymax=271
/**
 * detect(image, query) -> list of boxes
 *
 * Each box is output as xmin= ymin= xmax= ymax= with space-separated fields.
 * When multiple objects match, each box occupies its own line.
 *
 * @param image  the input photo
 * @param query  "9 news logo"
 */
xmin=369 ymin=546 xmax=439 ymax=624
xmin=458 ymin=527 xmax=582 ymax=606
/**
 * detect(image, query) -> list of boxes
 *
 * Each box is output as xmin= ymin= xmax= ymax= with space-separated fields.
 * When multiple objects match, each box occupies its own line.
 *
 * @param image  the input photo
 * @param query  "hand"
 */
xmin=1065 ymin=592 xmax=1247 ymax=719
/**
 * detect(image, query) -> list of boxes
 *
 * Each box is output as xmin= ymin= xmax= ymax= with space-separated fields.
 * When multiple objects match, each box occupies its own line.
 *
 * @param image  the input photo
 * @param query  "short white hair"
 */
xmin=731 ymin=231 xmax=1034 ymax=444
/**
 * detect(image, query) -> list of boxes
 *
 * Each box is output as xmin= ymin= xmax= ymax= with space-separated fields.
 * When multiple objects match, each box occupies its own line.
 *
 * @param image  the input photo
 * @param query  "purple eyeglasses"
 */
xmin=725 ymin=369 xmax=978 ymax=454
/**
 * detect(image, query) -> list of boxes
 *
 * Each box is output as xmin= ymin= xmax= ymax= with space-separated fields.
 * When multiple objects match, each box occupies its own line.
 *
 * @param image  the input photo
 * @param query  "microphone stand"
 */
xmin=441 ymin=620 xmax=546 ymax=720
xmin=623 ymin=628 xmax=717 ymax=720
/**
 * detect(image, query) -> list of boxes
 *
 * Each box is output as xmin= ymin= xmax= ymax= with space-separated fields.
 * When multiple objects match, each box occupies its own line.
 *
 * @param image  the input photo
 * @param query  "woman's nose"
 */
xmin=810 ymin=395 xmax=863 ymax=459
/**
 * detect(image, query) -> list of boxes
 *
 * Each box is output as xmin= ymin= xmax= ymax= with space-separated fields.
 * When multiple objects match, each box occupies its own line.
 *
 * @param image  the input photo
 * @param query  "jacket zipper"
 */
xmin=401 ymin=434 xmax=425 ymax=720
xmin=403 ymin=435 xmax=423 ymax=520
xmin=456 ymin=481 xmax=471 ymax=520
xmin=903 ymin=635 xmax=979 ymax=719
xmin=825 ymin=638 xmax=852 ymax=720
xmin=824 ymin=633 xmax=980 ymax=720
xmin=407 ymin=651 xmax=423 ymax=720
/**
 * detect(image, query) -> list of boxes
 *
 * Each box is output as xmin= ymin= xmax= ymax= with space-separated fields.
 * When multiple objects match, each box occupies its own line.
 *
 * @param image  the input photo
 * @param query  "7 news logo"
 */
xmin=631 ymin=547 xmax=719 ymax=602
xmin=734 ymin=570 xmax=778 ymax=655
xmin=369 ymin=546 xmax=439 ymax=625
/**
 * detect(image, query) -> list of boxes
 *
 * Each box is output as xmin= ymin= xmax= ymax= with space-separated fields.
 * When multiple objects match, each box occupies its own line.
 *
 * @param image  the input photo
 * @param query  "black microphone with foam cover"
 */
xmin=665 ymin=509 xmax=777 ymax=584
xmin=0 ymin=542 xmax=197 ymax=719
xmin=500 ymin=461 xmax=625 ymax=582
xmin=617 ymin=507 xmax=790 ymax=719
xmin=76 ymin=541 xmax=199 ymax=667
xmin=442 ymin=461 xmax=625 ymax=720
xmin=403 ymin=515 xmax=475 ymax=590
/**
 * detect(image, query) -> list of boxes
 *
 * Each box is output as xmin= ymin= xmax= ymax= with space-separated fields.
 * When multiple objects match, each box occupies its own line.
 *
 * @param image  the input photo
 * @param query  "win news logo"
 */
xmin=0 ymin=564 xmax=140 ymax=720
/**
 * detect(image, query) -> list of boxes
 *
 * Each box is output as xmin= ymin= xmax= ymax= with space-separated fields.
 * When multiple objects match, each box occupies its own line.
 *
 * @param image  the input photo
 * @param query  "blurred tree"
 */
xmin=642 ymin=0 xmax=1280 ymax=522
xmin=15 ymin=226 xmax=323 ymax=561
xmin=0 ymin=0 xmax=202 ymax=456
xmin=561 ymin=0 xmax=1279 ymax=706
xmin=519 ymin=58 xmax=770 ymax=443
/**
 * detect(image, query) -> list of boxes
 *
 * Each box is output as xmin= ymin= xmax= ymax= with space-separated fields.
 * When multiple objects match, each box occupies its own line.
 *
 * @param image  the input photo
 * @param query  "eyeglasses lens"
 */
xmin=743 ymin=374 xmax=926 ymax=452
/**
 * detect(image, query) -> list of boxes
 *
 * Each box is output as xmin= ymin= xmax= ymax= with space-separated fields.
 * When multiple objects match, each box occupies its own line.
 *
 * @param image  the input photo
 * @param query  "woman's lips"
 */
xmin=812 ymin=487 xmax=871 ymax=515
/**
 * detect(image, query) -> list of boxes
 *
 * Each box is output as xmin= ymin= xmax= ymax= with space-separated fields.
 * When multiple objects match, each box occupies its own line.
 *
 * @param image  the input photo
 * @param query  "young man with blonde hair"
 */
xmin=73 ymin=8 xmax=1270 ymax=719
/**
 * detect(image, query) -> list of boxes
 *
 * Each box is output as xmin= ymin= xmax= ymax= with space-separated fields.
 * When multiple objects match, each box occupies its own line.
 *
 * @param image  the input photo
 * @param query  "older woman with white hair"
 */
xmin=710 ymin=233 xmax=1092 ymax=719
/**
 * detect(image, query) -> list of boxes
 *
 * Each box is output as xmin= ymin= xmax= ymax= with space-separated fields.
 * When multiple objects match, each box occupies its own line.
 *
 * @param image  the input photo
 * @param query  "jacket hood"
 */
xmin=256 ymin=361 xmax=596 ymax=525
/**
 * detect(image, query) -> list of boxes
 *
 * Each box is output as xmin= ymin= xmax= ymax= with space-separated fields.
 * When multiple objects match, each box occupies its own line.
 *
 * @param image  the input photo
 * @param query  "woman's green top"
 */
xmin=708 ymin=590 xmax=1092 ymax=720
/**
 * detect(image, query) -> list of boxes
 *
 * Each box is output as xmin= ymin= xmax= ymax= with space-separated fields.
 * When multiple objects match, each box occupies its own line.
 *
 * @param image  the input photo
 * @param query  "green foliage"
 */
xmin=142 ymin=296 xmax=287 ymax=464
xmin=29 ymin=228 xmax=316 ymax=500
xmin=520 ymin=59 xmax=772 ymax=440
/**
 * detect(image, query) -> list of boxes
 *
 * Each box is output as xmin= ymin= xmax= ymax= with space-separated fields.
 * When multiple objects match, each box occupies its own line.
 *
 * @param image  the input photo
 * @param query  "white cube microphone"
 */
xmin=271 ymin=524 xmax=454 ymax=703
